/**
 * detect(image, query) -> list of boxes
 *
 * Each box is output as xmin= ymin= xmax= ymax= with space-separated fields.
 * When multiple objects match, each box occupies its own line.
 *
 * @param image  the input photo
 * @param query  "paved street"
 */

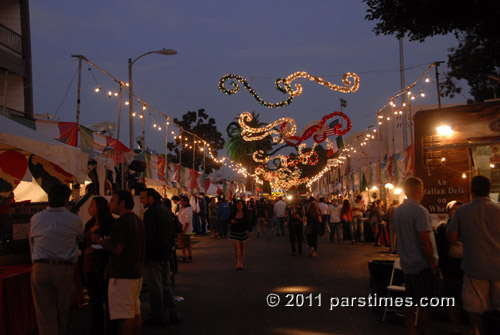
xmin=69 ymin=231 xmax=465 ymax=335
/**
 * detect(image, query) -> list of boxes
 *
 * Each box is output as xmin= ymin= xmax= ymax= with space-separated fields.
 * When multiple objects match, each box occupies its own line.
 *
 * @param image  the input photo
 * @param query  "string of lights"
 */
xmin=307 ymin=63 xmax=437 ymax=191
xmin=285 ymin=71 xmax=360 ymax=97
xmin=218 ymin=74 xmax=294 ymax=108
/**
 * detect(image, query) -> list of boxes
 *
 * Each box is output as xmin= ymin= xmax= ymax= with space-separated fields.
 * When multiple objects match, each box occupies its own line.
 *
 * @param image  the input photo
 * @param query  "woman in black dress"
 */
xmin=229 ymin=199 xmax=251 ymax=270
xmin=83 ymin=196 xmax=113 ymax=335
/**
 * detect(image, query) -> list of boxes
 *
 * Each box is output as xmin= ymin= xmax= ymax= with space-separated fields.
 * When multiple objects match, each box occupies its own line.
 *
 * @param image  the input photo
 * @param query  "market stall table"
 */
xmin=0 ymin=264 xmax=37 ymax=335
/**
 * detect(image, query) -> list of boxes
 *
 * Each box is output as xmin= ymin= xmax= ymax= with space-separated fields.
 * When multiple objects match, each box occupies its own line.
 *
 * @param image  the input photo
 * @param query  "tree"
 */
xmin=225 ymin=111 xmax=273 ymax=168
xmin=363 ymin=0 xmax=500 ymax=101
xmin=225 ymin=111 xmax=273 ymax=190
xmin=167 ymin=109 xmax=224 ymax=175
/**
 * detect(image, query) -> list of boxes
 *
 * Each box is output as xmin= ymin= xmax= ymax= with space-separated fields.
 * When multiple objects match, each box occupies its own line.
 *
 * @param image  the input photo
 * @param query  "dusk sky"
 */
xmin=30 ymin=1 xmax=469 ymax=156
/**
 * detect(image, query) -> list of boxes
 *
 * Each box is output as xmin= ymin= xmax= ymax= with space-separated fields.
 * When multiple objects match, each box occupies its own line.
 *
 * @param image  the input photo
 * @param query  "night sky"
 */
xmin=30 ymin=1 xmax=468 ymax=158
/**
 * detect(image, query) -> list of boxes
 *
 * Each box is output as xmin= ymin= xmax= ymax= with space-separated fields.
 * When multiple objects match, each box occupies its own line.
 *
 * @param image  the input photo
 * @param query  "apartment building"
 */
xmin=0 ymin=0 xmax=33 ymax=118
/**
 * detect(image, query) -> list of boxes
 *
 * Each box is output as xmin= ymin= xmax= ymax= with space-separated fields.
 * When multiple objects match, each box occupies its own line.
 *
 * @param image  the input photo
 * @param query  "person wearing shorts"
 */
xmin=92 ymin=190 xmax=145 ymax=335
xmin=393 ymin=177 xmax=441 ymax=335
xmin=448 ymin=176 xmax=500 ymax=335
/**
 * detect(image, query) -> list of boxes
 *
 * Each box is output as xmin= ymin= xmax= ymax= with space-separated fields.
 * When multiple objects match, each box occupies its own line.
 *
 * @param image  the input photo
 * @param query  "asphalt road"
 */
xmin=68 ymin=231 xmax=468 ymax=335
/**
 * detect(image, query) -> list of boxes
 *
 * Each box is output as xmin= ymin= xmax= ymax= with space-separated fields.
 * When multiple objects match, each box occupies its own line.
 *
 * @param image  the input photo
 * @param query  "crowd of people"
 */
xmin=27 ymin=174 xmax=500 ymax=335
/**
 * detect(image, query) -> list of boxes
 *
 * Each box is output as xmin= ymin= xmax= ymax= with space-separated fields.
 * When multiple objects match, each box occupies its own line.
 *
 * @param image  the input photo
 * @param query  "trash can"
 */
xmin=368 ymin=260 xmax=394 ymax=297
xmin=482 ymin=309 xmax=500 ymax=335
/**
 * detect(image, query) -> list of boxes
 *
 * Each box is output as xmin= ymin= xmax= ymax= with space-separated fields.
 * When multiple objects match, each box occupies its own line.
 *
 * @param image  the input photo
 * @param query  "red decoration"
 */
xmin=280 ymin=111 xmax=351 ymax=146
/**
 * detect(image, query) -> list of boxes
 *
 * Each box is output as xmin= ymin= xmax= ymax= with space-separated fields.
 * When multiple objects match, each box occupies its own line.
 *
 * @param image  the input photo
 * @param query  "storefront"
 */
xmin=414 ymin=101 xmax=500 ymax=218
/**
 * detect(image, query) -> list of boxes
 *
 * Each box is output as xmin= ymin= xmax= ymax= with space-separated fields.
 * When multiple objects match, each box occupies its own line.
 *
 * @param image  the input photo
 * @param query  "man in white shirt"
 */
xmin=274 ymin=196 xmax=287 ymax=236
xmin=30 ymin=183 xmax=83 ymax=335
xmin=328 ymin=199 xmax=342 ymax=243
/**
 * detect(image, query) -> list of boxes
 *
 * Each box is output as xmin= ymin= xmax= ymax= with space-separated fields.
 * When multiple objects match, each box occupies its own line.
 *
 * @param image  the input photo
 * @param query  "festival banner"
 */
xmin=11 ymin=116 xmax=79 ymax=147
xmin=79 ymin=126 xmax=133 ymax=164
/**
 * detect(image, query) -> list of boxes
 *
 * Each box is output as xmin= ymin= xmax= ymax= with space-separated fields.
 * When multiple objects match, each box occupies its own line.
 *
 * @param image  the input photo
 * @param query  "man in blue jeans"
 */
xmin=352 ymin=195 xmax=365 ymax=242
xmin=274 ymin=196 xmax=287 ymax=236
xmin=140 ymin=189 xmax=179 ymax=325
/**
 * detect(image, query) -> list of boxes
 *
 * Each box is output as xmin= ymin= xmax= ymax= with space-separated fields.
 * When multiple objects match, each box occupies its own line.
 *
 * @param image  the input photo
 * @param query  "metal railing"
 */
xmin=0 ymin=23 xmax=22 ymax=55
xmin=0 ymin=105 xmax=25 ymax=118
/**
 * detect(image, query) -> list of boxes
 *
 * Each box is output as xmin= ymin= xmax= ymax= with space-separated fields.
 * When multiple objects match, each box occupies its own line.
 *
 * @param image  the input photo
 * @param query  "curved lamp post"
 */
xmin=128 ymin=48 xmax=177 ymax=150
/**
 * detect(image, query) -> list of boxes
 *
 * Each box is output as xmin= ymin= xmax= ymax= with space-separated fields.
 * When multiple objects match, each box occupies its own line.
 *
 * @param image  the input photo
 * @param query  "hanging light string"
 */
xmin=79 ymin=55 xmax=172 ymax=135
xmin=77 ymin=55 xmax=256 ymax=183
xmin=169 ymin=124 xmax=262 ymax=184
xmin=306 ymin=63 xmax=437 ymax=190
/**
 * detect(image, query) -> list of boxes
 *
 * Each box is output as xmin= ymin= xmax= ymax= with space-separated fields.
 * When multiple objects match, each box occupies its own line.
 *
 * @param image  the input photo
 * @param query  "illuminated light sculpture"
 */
xmin=238 ymin=110 xmax=351 ymax=148
xmin=285 ymin=71 xmax=360 ymax=97
xmin=218 ymin=74 xmax=294 ymax=108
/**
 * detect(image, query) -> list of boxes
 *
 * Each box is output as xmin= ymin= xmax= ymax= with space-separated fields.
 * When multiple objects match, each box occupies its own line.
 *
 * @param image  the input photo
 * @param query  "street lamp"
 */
xmin=128 ymin=48 xmax=177 ymax=150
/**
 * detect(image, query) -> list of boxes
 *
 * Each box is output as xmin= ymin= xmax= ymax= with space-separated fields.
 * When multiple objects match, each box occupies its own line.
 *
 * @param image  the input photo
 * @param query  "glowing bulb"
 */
xmin=114 ymin=92 xmax=119 ymax=96
xmin=436 ymin=125 xmax=453 ymax=136
xmin=158 ymin=126 xmax=162 ymax=131
xmin=153 ymin=123 xmax=157 ymax=128
xmin=95 ymin=87 xmax=101 ymax=93
xmin=142 ymin=106 xmax=147 ymax=110
xmin=425 ymin=76 xmax=430 ymax=83
xmin=441 ymin=157 xmax=446 ymax=162
xmin=462 ymin=173 xmax=467 ymax=179
xmin=490 ymin=163 xmax=495 ymax=168
xmin=132 ymin=112 xmax=136 ymax=117
xmin=420 ymin=91 xmax=425 ymax=97
xmin=386 ymin=117 xmax=391 ymax=120
xmin=385 ymin=183 xmax=394 ymax=190
xmin=139 ymin=115 xmax=143 ymax=119
xmin=394 ymin=188 xmax=403 ymax=195
xmin=125 ymin=101 xmax=129 ymax=105
xmin=108 ymin=91 xmax=112 ymax=97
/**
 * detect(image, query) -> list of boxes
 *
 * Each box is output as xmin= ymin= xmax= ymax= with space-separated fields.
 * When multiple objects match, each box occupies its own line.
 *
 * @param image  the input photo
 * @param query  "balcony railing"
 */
xmin=0 ymin=23 xmax=22 ymax=55
xmin=0 ymin=106 xmax=25 ymax=118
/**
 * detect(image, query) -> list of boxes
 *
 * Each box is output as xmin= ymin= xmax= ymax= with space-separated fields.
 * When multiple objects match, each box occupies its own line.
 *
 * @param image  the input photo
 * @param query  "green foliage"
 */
xmin=224 ymin=111 xmax=272 ymax=168
xmin=167 ymin=109 xmax=224 ymax=174
xmin=364 ymin=0 xmax=500 ymax=101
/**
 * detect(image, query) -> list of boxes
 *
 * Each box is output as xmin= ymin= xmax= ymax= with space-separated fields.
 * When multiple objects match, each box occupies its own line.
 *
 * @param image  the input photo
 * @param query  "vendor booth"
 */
xmin=0 ymin=114 xmax=89 ymax=335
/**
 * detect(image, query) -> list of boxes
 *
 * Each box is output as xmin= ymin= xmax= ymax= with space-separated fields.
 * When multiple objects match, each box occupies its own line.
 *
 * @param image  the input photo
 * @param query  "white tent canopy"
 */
xmin=0 ymin=114 xmax=89 ymax=183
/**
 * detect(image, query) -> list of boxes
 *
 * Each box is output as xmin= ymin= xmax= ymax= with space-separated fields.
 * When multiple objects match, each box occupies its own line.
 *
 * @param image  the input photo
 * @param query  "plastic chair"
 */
xmin=382 ymin=258 xmax=405 ymax=321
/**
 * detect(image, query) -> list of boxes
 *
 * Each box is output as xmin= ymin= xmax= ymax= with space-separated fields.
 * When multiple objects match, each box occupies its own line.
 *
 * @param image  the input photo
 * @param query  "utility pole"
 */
xmin=192 ymin=136 xmax=196 ymax=170
xmin=116 ymin=84 xmax=122 ymax=140
xmin=71 ymin=55 xmax=83 ymax=124
xmin=399 ymin=38 xmax=408 ymax=149
xmin=434 ymin=61 xmax=444 ymax=108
